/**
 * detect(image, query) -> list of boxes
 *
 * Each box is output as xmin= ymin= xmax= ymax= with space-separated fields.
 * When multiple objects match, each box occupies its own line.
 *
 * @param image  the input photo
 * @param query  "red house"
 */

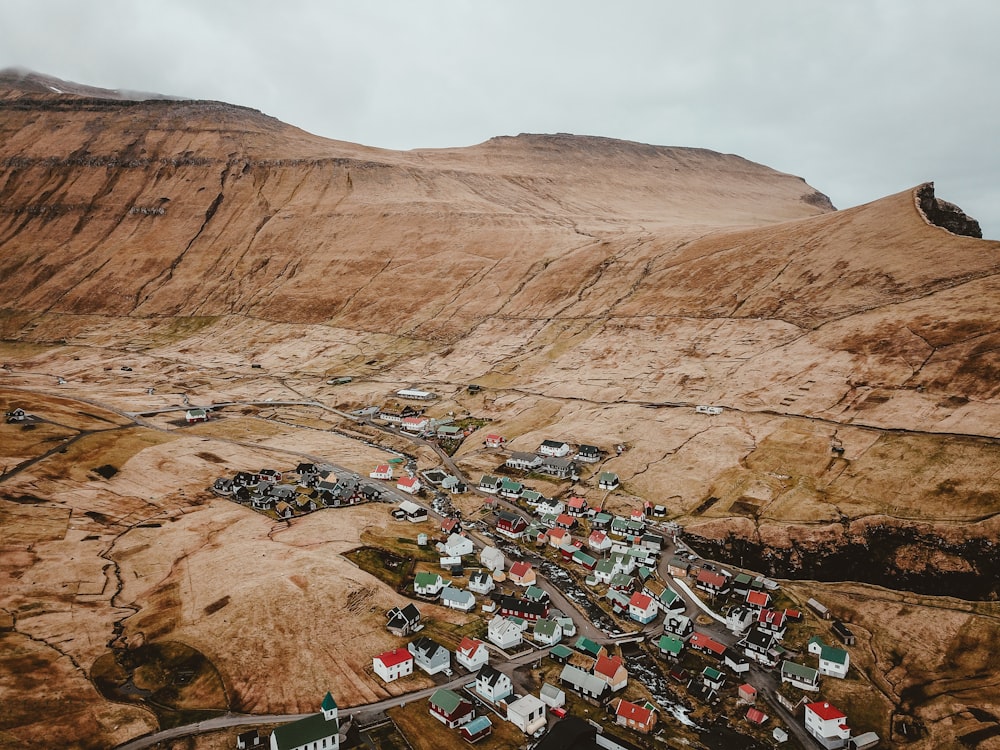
xmin=497 ymin=511 xmax=528 ymax=539
xmin=485 ymin=434 xmax=505 ymax=448
xmin=429 ymin=688 xmax=474 ymax=729
xmin=695 ymin=568 xmax=730 ymax=595
xmin=689 ymin=632 xmax=727 ymax=659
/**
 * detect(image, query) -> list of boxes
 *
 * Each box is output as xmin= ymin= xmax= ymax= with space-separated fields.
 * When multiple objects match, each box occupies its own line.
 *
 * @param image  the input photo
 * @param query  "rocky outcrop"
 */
xmin=916 ymin=182 xmax=983 ymax=238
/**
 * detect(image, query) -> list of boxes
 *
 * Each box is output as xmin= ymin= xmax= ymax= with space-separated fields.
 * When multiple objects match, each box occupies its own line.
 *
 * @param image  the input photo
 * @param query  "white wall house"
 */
xmin=373 ymin=649 xmax=414 ymax=683
xmin=506 ymin=694 xmax=547 ymax=735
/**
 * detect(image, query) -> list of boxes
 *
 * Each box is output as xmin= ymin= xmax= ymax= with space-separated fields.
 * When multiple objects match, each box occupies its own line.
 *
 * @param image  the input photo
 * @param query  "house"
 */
xmin=832 ymin=620 xmax=857 ymax=646
xmin=695 ymin=404 xmax=723 ymax=415
xmin=574 ymin=636 xmax=607 ymax=660
xmin=702 ymin=666 xmax=725 ymax=691
xmin=507 ymin=694 xmax=547 ymax=735
xmin=537 ymin=497 xmax=566 ymax=516
xmin=663 ymin=613 xmax=694 ymax=639
xmin=408 ymin=637 xmax=451 ymax=675
xmin=547 ymin=527 xmax=570 ymax=549
xmin=572 ymin=549 xmax=597 ymax=570
xmin=655 ymin=585 xmax=685 ymax=613
xmin=742 ymin=627 xmax=778 ymax=664
xmin=574 ymin=445 xmax=602 ymax=463
xmin=780 ymin=660 xmax=820 ymax=691
xmin=373 ymin=648 xmax=414 ymax=683
xmin=499 ymin=478 xmax=524 ymax=499
xmin=270 ymin=691 xmax=339 ymax=750
xmin=479 ymin=475 xmax=503 ymax=494
xmin=496 ymin=511 xmax=528 ymax=539
xmin=695 ymin=568 xmax=730 ymax=596
xmin=804 ymin=701 xmax=850 ymax=749
xmin=443 ymin=533 xmax=474 ymax=557
xmin=480 ymin=546 xmax=504 ymax=573
xmin=554 ymin=513 xmax=577 ymax=530
xmin=738 ymin=683 xmax=757 ymax=704
xmin=727 ymin=605 xmax=756 ymax=634
xmin=807 ymin=598 xmax=831 ymax=620
xmin=485 ymin=434 xmax=505 ymax=448
xmin=385 ymin=603 xmax=421 ymax=636
xmin=469 ymin=570 xmax=495 ymax=595
xmin=808 ymin=637 xmax=850 ymax=679
xmin=414 ymin=572 xmax=445 ymax=598
xmin=593 ymin=654 xmax=628 ymax=692
xmin=591 ymin=511 xmax=613 ymax=529
xmin=746 ymin=707 xmax=769 ymax=726
xmin=369 ymin=464 xmax=392 ymax=480
xmin=275 ymin=501 xmax=294 ymax=519
xmin=506 ymin=452 xmax=543 ymax=471
xmin=455 ymin=636 xmax=489 ymax=671
xmin=566 ymin=496 xmax=589 ymax=515
xmin=606 ymin=588 xmax=631 ymax=616
xmin=689 ymin=632 xmax=727 ymax=659
xmin=724 ymin=648 xmax=751 ymax=674
xmin=397 ymin=388 xmax=435 ymax=400
xmin=667 ymin=555 xmax=691 ymax=577
xmin=428 ymin=688 xmax=474 ymax=729
xmin=538 ymin=456 xmax=576 ymax=479
xmin=440 ymin=517 xmax=460 ymax=535
xmin=509 ymin=561 xmax=537 ymax=587
xmin=236 ymin=729 xmax=266 ymax=749
xmin=657 ymin=634 xmax=685 ymax=660
xmin=441 ymin=588 xmax=476 ymax=612
xmin=614 ymin=698 xmax=658 ymax=734
xmin=539 ymin=682 xmax=566 ymax=709
xmin=498 ymin=595 xmax=549 ymax=622
xmin=538 ymin=440 xmax=571 ymax=457
xmin=400 ymin=416 xmax=430 ymax=433
xmin=559 ymin=664 xmax=609 ymax=702
xmin=628 ymin=592 xmax=658 ymax=624
xmin=460 ymin=715 xmax=493 ymax=744
xmin=395 ymin=499 xmax=426 ymax=522
xmin=533 ymin=618 xmax=563 ymax=646
xmin=396 ymin=476 xmax=421 ymax=494
xmin=757 ymin=608 xmax=787 ymax=639
xmin=185 ymin=408 xmax=209 ymax=424
xmin=549 ymin=644 xmax=574 ymax=664
xmin=487 ymin=615 xmax=523 ymax=649
xmin=476 ymin=664 xmax=513 ymax=703
xmin=524 ymin=585 xmax=549 ymax=604
xmin=746 ymin=590 xmax=771 ymax=609
xmin=598 ymin=472 xmax=620 ymax=490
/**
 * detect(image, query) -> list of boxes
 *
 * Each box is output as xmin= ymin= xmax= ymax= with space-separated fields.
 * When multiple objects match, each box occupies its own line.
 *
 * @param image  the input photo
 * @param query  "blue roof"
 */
xmin=464 ymin=715 xmax=493 ymax=733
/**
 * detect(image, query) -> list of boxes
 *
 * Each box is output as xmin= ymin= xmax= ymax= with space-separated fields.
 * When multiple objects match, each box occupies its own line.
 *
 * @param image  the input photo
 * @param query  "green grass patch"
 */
xmin=345 ymin=546 xmax=414 ymax=591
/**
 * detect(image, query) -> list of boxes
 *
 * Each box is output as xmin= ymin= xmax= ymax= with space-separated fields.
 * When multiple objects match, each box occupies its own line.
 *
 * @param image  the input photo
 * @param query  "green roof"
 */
xmin=734 ymin=573 xmax=753 ymax=585
xmin=595 ymin=559 xmax=615 ymax=574
xmin=574 ymin=636 xmax=604 ymax=657
xmin=599 ymin=472 xmax=619 ymax=483
xmin=659 ymin=587 xmax=680 ymax=605
xmin=429 ymin=688 xmax=468 ymax=714
xmin=657 ymin=635 xmax=684 ymax=654
xmin=271 ymin=711 xmax=339 ymax=750
xmin=388 ymin=457 xmax=405 ymax=464
xmin=534 ymin=619 xmax=558 ymax=637
xmin=593 ymin=512 xmax=613 ymax=523
xmin=781 ymin=660 xmax=818 ymax=679
xmin=414 ymin=571 xmax=441 ymax=586
xmin=550 ymin=644 xmax=574 ymax=659
xmin=573 ymin=550 xmax=597 ymax=566
xmin=500 ymin=478 xmax=523 ymax=491
xmin=524 ymin=585 xmax=546 ymax=601
xmin=322 ymin=691 xmax=337 ymax=711
xmin=703 ymin=667 xmax=723 ymax=681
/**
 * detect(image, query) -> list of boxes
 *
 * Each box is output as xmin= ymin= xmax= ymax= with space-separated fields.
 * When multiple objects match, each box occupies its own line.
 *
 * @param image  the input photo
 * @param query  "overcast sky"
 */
xmin=2 ymin=1 xmax=998 ymax=237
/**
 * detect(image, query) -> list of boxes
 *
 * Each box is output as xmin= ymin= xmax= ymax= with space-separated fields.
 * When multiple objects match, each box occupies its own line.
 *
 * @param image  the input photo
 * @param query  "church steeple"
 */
xmin=321 ymin=691 xmax=338 ymax=720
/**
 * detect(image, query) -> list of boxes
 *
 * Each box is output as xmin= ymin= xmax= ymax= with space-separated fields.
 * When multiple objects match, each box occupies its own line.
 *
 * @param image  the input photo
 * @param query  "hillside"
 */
xmin=1 ymin=71 xmax=999 ymax=750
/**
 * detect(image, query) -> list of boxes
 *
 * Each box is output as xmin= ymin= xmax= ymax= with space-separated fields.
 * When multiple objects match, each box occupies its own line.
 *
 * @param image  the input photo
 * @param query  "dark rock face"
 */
xmin=917 ymin=182 xmax=983 ymax=238
xmin=685 ymin=525 xmax=1000 ymax=601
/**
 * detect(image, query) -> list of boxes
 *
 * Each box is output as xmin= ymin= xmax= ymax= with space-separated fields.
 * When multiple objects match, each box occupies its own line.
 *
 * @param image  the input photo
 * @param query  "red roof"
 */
xmin=458 ymin=636 xmax=483 ymax=657
xmin=485 ymin=434 xmax=503 ymax=441
xmin=589 ymin=530 xmax=607 ymax=544
xmin=397 ymin=476 xmax=418 ymax=488
xmin=746 ymin=590 xmax=770 ymax=607
xmin=746 ymin=707 xmax=768 ymax=724
xmin=510 ymin=561 xmax=533 ymax=578
xmin=377 ymin=648 xmax=413 ymax=667
xmin=696 ymin=569 xmax=727 ymax=588
xmin=401 ymin=416 xmax=425 ymax=425
xmin=758 ymin=608 xmax=786 ymax=627
xmin=616 ymin=699 xmax=653 ymax=725
xmin=739 ymin=683 xmax=757 ymax=697
xmin=556 ymin=513 xmax=576 ymax=526
xmin=689 ymin=632 xmax=726 ymax=655
xmin=373 ymin=464 xmax=390 ymax=474
xmin=594 ymin=654 xmax=625 ymax=679
xmin=441 ymin=518 xmax=459 ymax=532
xmin=629 ymin=592 xmax=654 ymax=610
xmin=567 ymin=496 xmax=587 ymax=509
xmin=806 ymin=701 xmax=847 ymax=722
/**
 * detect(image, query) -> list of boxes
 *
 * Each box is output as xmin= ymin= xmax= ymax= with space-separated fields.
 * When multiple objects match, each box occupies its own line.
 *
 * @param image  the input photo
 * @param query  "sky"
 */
xmin=2 ymin=1 xmax=998 ymax=238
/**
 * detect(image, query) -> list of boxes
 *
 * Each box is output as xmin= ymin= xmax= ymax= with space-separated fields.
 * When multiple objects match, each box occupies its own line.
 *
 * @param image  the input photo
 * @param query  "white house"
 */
xmin=408 ymin=637 xmax=451 ymax=675
xmin=487 ymin=615 xmax=523 ymax=650
xmin=538 ymin=440 xmax=570 ymax=457
xmin=506 ymin=694 xmax=547 ymax=735
xmin=400 ymin=416 xmax=430 ymax=432
xmin=455 ymin=636 xmax=489 ymax=671
xmin=804 ymin=701 xmax=850 ymax=749
xmin=598 ymin=472 xmax=620 ymax=490
xmin=475 ymin=664 xmax=513 ymax=703
xmin=373 ymin=648 xmax=414 ymax=683
xmin=443 ymin=533 xmax=474 ymax=557
xmin=413 ymin=572 xmax=445 ymax=598
xmin=468 ymin=570 xmax=496 ymax=595
xmin=808 ymin=638 xmax=850 ymax=679
xmin=369 ymin=464 xmax=392 ymax=480
xmin=440 ymin=587 xmax=476 ymax=612
xmin=397 ymin=476 xmax=421 ymax=494
xmin=539 ymin=683 xmax=566 ymax=709
xmin=588 ymin=530 xmax=613 ymax=553
xmin=628 ymin=592 xmax=658 ymax=624
xmin=780 ymin=660 xmax=820 ymax=691
xmin=480 ymin=547 xmax=505 ymax=574
xmin=532 ymin=618 xmax=563 ymax=646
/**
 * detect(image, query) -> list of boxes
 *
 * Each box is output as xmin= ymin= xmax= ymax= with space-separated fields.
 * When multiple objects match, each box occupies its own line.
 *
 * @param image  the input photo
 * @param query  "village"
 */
xmin=207 ymin=387 xmax=879 ymax=750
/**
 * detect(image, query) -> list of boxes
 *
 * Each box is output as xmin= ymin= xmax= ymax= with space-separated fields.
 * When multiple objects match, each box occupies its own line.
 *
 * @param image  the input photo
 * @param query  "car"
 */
xmin=442 ymin=668 xmax=453 ymax=677
xmin=551 ymin=707 xmax=567 ymax=718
